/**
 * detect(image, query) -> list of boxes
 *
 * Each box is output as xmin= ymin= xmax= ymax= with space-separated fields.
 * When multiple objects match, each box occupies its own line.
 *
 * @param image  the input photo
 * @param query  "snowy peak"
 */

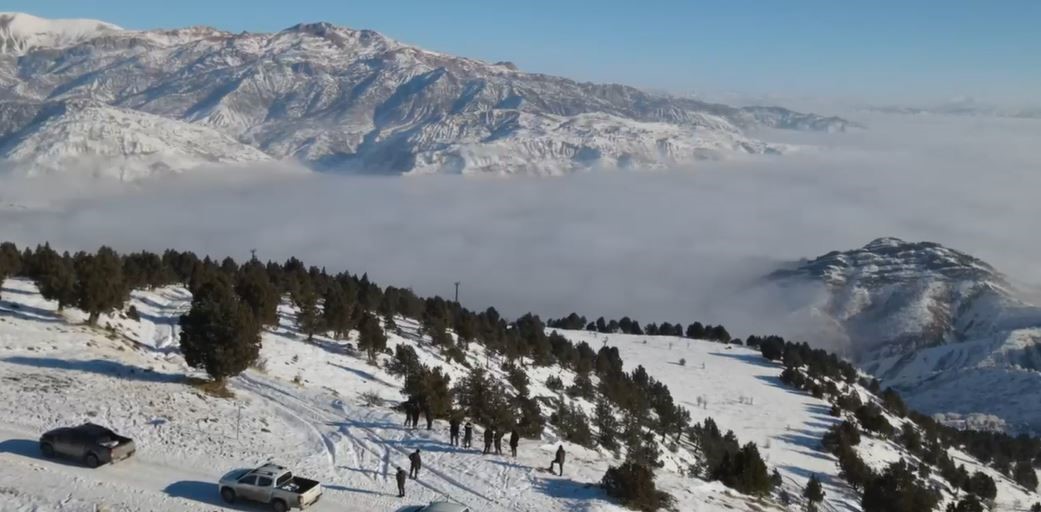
xmin=775 ymin=237 xmax=1006 ymax=289
xmin=1 ymin=13 xmax=853 ymax=176
xmin=0 ymin=12 xmax=120 ymax=54
xmin=769 ymin=238 xmax=1041 ymax=433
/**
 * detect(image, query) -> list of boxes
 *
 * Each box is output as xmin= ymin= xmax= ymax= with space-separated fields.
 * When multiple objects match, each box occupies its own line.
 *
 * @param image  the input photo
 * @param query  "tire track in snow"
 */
xmin=238 ymin=375 xmax=337 ymax=470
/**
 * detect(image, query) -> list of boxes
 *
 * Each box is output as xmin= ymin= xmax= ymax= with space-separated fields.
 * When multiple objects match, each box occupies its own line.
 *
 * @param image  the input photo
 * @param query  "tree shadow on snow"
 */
xmin=531 ymin=476 xmax=608 ymax=502
xmin=0 ymin=284 xmax=37 ymax=296
xmin=710 ymin=351 xmax=781 ymax=369
xmin=1 ymin=356 xmax=182 ymax=384
xmin=327 ymin=362 xmax=397 ymax=387
xmin=163 ymin=481 xmax=257 ymax=510
xmin=777 ymin=430 xmax=826 ymax=451
xmin=0 ymin=301 xmax=64 ymax=324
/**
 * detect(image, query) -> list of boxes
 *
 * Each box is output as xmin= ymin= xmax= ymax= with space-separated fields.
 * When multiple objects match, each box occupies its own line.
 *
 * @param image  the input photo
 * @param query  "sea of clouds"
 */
xmin=2 ymin=112 xmax=1039 ymax=343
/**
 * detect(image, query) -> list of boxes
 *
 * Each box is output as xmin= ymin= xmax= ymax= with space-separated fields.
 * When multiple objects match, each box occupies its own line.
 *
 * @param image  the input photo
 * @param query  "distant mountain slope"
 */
xmin=0 ymin=12 xmax=854 ymax=178
xmin=0 ymin=100 xmax=271 ymax=179
xmin=768 ymin=237 xmax=1041 ymax=432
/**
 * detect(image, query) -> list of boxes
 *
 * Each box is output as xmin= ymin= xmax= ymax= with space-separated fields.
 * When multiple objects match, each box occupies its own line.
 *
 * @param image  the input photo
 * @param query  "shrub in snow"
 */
xmin=360 ymin=391 xmax=382 ymax=407
xmin=126 ymin=305 xmax=140 ymax=321
xmin=601 ymin=462 xmax=673 ymax=512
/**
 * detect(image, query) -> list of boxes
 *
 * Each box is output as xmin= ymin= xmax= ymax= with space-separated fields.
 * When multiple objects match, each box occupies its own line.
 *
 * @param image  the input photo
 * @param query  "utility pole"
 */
xmin=454 ymin=281 xmax=460 ymax=303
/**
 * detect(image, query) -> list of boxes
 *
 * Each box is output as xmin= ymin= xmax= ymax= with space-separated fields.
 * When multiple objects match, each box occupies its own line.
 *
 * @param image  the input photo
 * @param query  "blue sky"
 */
xmin=9 ymin=1 xmax=1040 ymax=105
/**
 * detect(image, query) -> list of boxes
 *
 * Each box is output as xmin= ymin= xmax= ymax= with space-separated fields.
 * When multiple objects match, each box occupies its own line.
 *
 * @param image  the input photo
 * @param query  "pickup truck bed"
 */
xmin=279 ymin=476 xmax=319 ymax=494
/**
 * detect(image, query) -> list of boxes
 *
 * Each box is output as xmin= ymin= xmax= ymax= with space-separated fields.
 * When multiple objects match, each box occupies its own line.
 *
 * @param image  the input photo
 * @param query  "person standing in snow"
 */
xmin=449 ymin=418 xmax=461 ymax=446
xmin=549 ymin=445 xmax=565 ymax=475
xmin=395 ymin=466 xmax=407 ymax=497
xmin=409 ymin=404 xmax=421 ymax=430
xmin=403 ymin=400 xmax=415 ymax=428
xmin=423 ymin=403 xmax=433 ymax=430
xmin=409 ymin=449 xmax=422 ymax=479
xmin=463 ymin=421 xmax=474 ymax=449
xmin=494 ymin=428 xmax=504 ymax=455
xmin=483 ymin=426 xmax=494 ymax=454
xmin=509 ymin=429 xmax=519 ymax=457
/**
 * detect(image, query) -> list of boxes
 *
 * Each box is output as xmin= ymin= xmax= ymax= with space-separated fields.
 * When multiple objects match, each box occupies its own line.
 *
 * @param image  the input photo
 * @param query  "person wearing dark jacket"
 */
xmin=483 ymin=427 xmax=494 ymax=454
xmin=549 ymin=445 xmax=565 ymax=475
xmin=403 ymin=400 xmax=415 ymax=428
xmin=494 ymin=428 xmax=504 ymax=455
xmin=509 ymin=429 xmax=520 ymax=457
xmin=463 ymin=422 xmax=474 ymax=448
xmin=424 ymin=404 xmax=433 ymax=430
xmin=409 ymin=449 xmax=422 ymax=479
xmin=409 ymin=407 xmax=421 ymax=430
xmin=449 ymin=418 xmax=461 ymax=446
xmin=395 ymin=467 xmax=407 ymax=497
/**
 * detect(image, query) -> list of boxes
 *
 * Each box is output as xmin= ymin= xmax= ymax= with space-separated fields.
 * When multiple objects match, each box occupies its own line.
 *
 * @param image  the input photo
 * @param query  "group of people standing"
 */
xmin=394 ymin=400 xmax=568 ymax=498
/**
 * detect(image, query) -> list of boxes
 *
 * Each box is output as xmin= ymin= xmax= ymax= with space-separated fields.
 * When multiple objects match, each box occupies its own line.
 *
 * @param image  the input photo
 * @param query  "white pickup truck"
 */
xmin=218 ymin=463 xmax=322 ymax=511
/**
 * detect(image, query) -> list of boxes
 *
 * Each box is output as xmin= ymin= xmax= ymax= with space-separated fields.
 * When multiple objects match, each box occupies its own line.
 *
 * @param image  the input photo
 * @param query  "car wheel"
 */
xmin=220 ymin=488 xmax=236 ymax=503
xmin=272 ymin=499 xmax=288 ymax=512
xmin=84 ymin=453 xmax=100 ymax=468
xmin=40 ymin=443 xmax=54 ymax=458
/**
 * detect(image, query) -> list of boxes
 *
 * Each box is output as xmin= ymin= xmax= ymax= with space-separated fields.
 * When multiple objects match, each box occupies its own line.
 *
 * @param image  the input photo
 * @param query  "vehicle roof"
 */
xmin=249 ymin=463 xmax=289 ymax=477
xmin=73 ymin=423 xmax=115 ymax=436
xmin=421 ymin=502 xmax=470 ymax=512
xmin=47 ymin=423 xmax=115 ymax=436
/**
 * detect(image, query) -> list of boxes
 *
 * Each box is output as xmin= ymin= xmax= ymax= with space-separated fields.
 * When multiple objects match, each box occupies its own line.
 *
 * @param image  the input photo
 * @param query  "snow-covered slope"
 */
xmin=1 ymin=100 xmax=272 ymax=179
xmin=768 ymin=237 xmax=1041 ymax=433
xmin=0 ymin=12 xmax=119 ymax=55
xmin=1 ymin=277 xmax=1034 ymax=511
xmin=0 ymin=13 xmax=852 ymax=178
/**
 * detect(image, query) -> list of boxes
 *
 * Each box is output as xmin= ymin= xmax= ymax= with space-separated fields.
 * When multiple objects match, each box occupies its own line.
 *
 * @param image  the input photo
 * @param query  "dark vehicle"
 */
xmin=39 ymin=423 xmax=136 ymax=468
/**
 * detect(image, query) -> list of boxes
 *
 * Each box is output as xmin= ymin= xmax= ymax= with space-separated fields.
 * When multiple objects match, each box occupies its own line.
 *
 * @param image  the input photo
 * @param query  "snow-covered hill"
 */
xmin=0 ymin=100 xmax=272 ymax=179
xmin=1 ymin=276 xmax=1035 ymax=511
xmin=768 ymin=237 xmax=1041 ymax=433
xmin=0 ymin=12 xmax=119 ymax=55
xmin=0 ymin=12 xmax=853 ymax=178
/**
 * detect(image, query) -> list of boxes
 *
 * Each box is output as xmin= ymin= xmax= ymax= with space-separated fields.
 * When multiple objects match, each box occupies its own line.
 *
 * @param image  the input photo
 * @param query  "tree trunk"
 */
xmin=88 ymin=311 xmax=99 ymax=326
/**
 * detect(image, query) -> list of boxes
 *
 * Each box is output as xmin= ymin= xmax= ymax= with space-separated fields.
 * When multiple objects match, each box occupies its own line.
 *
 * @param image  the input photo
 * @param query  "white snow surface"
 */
xmin=0 ymin=277 xmax=1035 ymax=511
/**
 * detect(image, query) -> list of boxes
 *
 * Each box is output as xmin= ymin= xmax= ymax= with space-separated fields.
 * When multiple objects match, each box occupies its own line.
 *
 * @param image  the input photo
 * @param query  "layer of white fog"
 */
xmin=2 ymin=112 xmax=1039 ymax=344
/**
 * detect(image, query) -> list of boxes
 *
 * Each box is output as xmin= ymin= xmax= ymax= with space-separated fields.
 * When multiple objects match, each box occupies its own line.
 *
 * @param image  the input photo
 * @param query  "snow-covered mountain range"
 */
xmin=769 ymin=237 xmax=1041 ymax=433
xmin=0 ymin=12 xmax=854 ymax=178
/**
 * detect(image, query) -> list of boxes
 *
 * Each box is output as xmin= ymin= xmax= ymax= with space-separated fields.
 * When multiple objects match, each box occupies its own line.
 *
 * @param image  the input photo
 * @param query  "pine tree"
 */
xmin=595 ymin=398 xmax=621 ymax=451
xmin=0 ymin=242 xmax=21 ymax=300
xmin=235 ymin=261 xmax=280 ymax=327
xmin=29 ymin=246 xmax=77 ymax=311
xmin=357 ymin=312 xmax=388 ymax=362
xmin=179 ymin=280 xmax=261 ymax=383
xmin=74 ymin=247 xmax=129 ymax=325
xmin=1014 ymin=460 xmax=1039 ymax=491
xmin=293 ymin=278 xmax=320 ymax=340
xmin=321 ymin=282 xmax=353 ymax=339
xmin=803 ymin=474 xmax=825 ymax=510
xmin=383 ymin=312 xmax=398 ymax=334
